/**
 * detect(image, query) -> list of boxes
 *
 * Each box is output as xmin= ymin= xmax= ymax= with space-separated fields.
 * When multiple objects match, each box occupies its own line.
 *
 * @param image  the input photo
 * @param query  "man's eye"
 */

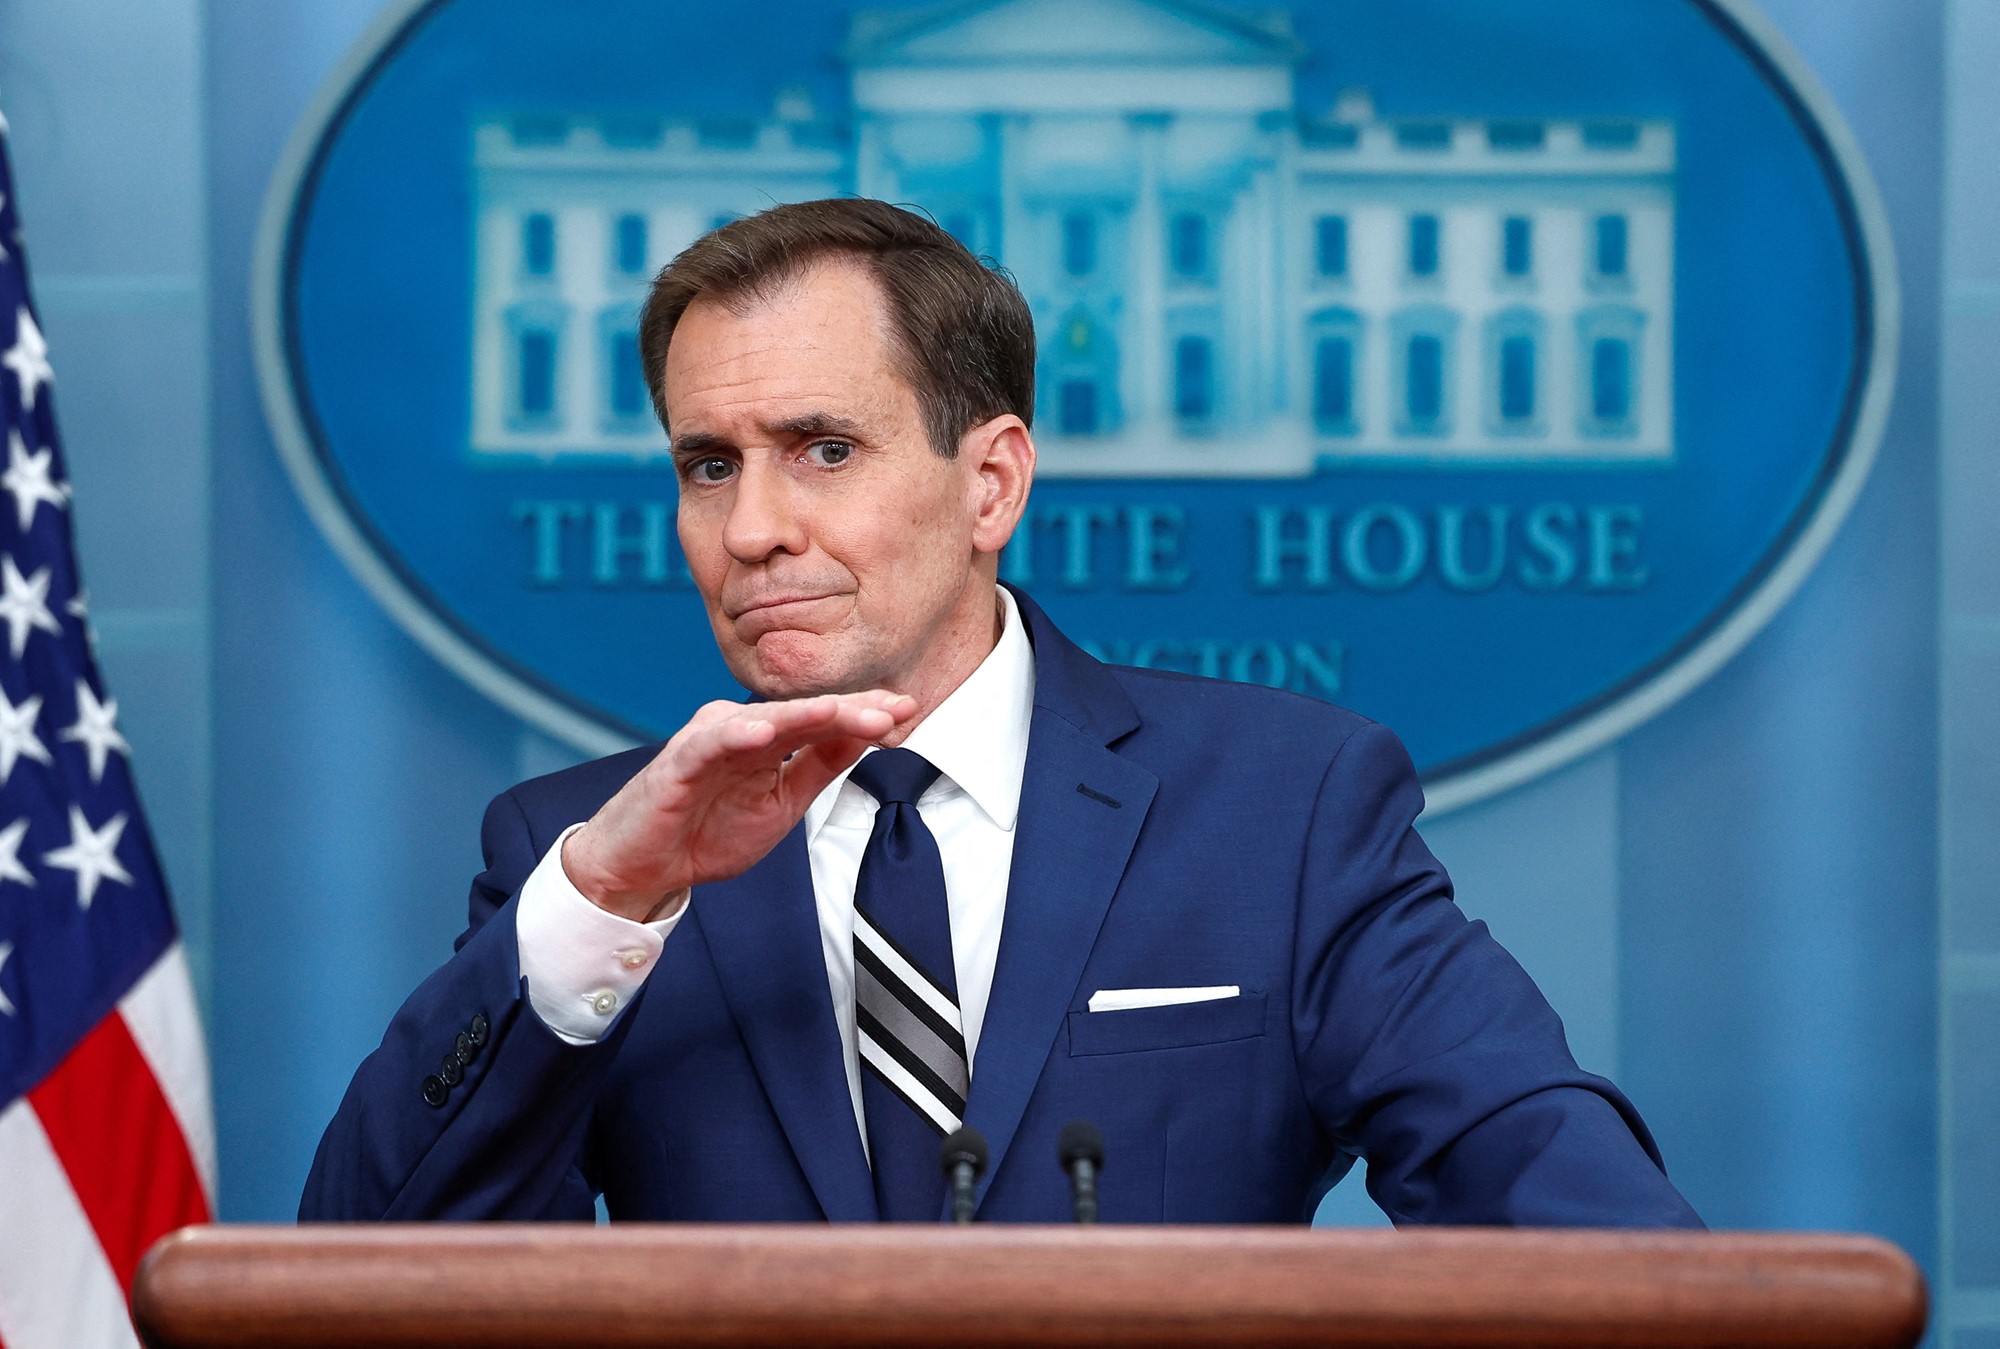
xmin=806 ymin=440 xmax=853 ymax=467
xmin=689 ymin=458 xmax=735 ymax=484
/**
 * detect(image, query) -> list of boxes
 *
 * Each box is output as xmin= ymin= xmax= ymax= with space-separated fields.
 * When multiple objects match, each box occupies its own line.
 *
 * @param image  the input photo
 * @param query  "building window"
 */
xmin=1502 ymin=217 xmax=1532 ymax=277
xmin=1583 ymin=122 xmax=1641 ymax=150
xmin=1392 ymin=306 xmax=1456 ymax=436
xmin=1488 ymin=120 xmax=1545 ymax=150
xmin=602 ymin=116 xmax=662 ymax=149
xmin=511 ymin=117 xmax=567 ymax=147
xmin=1483 ymin=308 xmax=1545 ymax=434
xmin=1170 ymin=213 xmax=1208 ymax=279
xmin=1315 ymin=337 xmax=1354 ymax=431
xmin=608 ymin=328 xmax=647 ymax=420
xmin=1594 ymin=214 xmax=1629 ymax=279
xmin=1592 ymin=339 xmax=1631 ymax=421
xmin=1308 ymin=307 xmax=1362 ymax=436
xmin=1499 ymin=336 xmax=1535 ymax=421
xmin=1174 ymin=335 xmax=1213 ymax=420
xmin=1063 ymin=212 xmax=1096 ymax=277
xmin=518 ymin=330 xmax=557 ymax=419
xmin=1407 ymin=336 xmax=1443 ymax=422
xmin=1059 ymin=379 xmax=1099 ymax=434
xmin=1049 ymin=307 xmax=1119 ymax=435
xmin=523 ymin=213 xmax=556 ymax=276
xmin=1408 ymin=214 xmax=1440 ymax=277
xmin=614 ymin=214 xmax=648 ymax=275
xmin=1316 ymin=216 xmax=1348 ymax=278
xmin=1575 ymin=304 xmax=1644 ymax=437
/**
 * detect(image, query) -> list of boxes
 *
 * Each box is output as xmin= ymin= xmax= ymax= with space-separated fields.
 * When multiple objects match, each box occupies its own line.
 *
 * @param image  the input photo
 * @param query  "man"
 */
xmin=302 ymin=199 xmax=1700 ymax=1227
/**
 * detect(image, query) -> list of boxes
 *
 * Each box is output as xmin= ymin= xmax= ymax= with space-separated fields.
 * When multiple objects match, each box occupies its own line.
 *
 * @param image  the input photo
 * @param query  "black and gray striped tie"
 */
xmin=848 ymin=748 xmax=970 ymax=1220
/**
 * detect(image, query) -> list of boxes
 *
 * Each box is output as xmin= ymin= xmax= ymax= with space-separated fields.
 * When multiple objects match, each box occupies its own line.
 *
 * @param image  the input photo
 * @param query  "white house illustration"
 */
xmin=469 ymin=0 xmax=1675 ymax=474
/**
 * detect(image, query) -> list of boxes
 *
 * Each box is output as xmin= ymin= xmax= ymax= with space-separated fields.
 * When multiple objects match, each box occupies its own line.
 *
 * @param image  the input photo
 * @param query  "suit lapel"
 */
xmin=960 ymin=591 xmax=1157 ymax=1209
xmin=689 ymin=829 xmax=878 ymax=1221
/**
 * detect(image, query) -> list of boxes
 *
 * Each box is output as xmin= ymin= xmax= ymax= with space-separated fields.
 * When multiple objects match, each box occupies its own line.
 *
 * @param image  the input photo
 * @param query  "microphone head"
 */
xmin=1058 ymin=1119 xmax=1105 ymax=1170
xmin=941 ymin=1125 xmax=989 ymax=1177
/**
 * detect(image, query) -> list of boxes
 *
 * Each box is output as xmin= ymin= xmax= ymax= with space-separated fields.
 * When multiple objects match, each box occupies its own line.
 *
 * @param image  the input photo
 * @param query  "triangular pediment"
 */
xmin=847 ymin=0 xmax=1306 ymax=67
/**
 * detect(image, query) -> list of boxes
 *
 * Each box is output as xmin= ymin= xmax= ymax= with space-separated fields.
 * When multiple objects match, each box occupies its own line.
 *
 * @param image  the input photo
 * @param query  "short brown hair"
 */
xmin=638 ymin=198 xmax=1036 ymax=458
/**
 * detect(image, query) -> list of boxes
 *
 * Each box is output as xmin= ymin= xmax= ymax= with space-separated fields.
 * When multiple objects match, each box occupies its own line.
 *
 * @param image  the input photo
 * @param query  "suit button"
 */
xmin=439 ymin=1054 xmax=464 ymax=1087
xmin=454 ymin=1031 xmax=473 ymax=1064
xmin=468 ymin=1013 xmax=489 ymax=1047
xmin=421 ymin=1074 xmax=448 ymax=1108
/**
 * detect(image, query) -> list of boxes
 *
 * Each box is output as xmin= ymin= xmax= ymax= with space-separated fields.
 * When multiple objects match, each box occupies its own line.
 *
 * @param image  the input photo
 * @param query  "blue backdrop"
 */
xmin=0 ymin=0 xmax=1989 ymax=1342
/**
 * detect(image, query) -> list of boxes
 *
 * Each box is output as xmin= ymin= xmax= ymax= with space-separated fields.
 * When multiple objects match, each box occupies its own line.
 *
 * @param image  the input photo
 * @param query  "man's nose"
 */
xmin=720 ymin=459 xmax=808 ymax=563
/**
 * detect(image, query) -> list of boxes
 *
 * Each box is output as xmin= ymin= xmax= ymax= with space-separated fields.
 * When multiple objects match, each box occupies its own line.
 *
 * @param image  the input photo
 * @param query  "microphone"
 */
xmin=1058 ymin=1120 xmax=1105 ymax=1224
xmin=940 ymin=1126 xmax=988 ymax=1225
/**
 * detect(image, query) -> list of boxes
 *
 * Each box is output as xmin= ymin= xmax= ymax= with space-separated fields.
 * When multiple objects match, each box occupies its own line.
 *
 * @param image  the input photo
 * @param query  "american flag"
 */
xmin=0 ymin=117 xmax=215 ymax=1347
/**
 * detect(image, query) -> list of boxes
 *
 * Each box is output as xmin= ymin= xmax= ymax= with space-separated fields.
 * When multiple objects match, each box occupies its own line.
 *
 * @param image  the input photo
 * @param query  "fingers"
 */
xmin=768 ymin=689 xmax=915 ymax=736
xmin=777 ymin=735 xmax=877 ymax=807
xmin=665 ymin=691 xmax=917 ymax=783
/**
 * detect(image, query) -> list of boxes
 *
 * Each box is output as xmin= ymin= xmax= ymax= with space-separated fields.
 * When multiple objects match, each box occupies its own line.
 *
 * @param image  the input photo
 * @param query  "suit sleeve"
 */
xmin=298 ymin=789 xmax=640 ymax=1221
xmin=1291 ymin=721 xmax=1703 ymax=1228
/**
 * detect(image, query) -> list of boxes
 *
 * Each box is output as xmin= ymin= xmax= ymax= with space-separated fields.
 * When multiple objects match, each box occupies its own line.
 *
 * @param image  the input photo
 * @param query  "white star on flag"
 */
xmin=3 ymin=305 xmax=51 ymax=412
xmin=67 ymin=588 xmax=97 ymax=657
xmin=60 ymin=679 xmax=129 ymax=783
xmin=0 ymin=553 xmax=60 ymax=657
xmin=0 ymin=98 xmax=218 ymax=1317
xmin=0 ymin=689 xmax=50 ymax=785
xmin=0 ymin=816 xmax=31 ymax=886
xmin=43 ymin=804 xmax=132 ymax=910
xmin=3 ymin=429 xmax=68 ymax=530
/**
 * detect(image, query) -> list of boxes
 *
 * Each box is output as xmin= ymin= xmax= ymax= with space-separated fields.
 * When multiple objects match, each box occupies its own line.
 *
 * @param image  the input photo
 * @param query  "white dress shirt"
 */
xmin=513 ymin=586 xmax=1037 ymax=1139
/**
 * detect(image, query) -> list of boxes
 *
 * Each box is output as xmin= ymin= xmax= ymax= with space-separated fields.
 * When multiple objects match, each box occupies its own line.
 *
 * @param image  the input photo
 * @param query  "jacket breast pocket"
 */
xmin=1065 ymin=992 xmax=1267 ymax=1057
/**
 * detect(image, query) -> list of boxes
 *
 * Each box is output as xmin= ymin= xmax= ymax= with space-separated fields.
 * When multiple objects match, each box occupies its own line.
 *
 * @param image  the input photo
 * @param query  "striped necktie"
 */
xmin=848 ymin=748 xmax=970 ymax=1221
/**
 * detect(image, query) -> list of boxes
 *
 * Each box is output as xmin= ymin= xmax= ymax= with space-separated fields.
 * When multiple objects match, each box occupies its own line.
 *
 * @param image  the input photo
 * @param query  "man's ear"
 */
xmin=961 ymin=414 xmax=1036 ymax=557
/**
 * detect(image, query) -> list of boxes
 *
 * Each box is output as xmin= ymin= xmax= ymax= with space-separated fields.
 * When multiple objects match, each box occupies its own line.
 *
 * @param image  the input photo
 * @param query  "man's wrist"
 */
xmin=561 ymin=826 xmax=689 ymax=922
xmin=518 ymin=825 xmax=684 ymax=1044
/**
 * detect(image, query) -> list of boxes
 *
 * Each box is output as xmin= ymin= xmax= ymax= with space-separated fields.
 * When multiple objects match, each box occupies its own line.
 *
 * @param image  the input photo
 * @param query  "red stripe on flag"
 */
xmin=27 ymin=1009 xmax=211 ymax=1290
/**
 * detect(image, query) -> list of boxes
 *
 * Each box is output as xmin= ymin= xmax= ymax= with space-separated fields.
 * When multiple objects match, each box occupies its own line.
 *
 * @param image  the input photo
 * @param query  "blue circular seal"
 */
xmin=255 ymin=0 xmax=1896 ymax=811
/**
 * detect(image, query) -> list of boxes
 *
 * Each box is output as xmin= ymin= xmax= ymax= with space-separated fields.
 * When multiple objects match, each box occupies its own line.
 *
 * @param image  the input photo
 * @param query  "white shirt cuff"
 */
xmin=515 ymin=823 xmax=687 ymax=1045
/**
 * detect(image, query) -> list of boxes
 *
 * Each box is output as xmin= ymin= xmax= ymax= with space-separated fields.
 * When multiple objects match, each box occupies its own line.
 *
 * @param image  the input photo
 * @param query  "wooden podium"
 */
xmin=131 ymin=1225 xmax=1925 ymax=1349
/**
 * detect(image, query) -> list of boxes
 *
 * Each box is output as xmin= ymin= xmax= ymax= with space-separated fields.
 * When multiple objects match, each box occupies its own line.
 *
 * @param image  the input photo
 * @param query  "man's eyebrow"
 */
xmin=769 ymin=412 xmax=867 ymax=441
xmin=669 ymin=430 xmax=730 ymax=459
xmin=670 ymin=413 xmax=867 ymax=459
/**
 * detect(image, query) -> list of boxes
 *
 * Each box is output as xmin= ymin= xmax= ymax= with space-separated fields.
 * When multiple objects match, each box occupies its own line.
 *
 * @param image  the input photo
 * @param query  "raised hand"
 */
xmin=560 ymin=690 xmax=917 ymax=921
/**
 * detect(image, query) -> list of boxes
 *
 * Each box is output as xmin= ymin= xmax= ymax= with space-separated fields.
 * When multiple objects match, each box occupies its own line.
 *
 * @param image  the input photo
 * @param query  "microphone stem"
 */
xmin=950 ymin=1162 xmax=977 ymax=1224
xmin=1072 ymin=1159 xmax=1098 ymax=1224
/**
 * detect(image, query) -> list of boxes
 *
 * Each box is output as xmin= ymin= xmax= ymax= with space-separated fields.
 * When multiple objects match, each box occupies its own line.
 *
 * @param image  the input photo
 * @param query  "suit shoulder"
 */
xmin=497 ymin=742 xmax=663 ymax=825
xmin=1105 ymin=663 xmax=1381 ymax=743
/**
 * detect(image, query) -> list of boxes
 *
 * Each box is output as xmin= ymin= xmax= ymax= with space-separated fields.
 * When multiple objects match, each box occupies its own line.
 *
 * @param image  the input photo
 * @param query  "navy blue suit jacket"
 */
xmin=302 ymin=589 xmax=1700 ymax=1227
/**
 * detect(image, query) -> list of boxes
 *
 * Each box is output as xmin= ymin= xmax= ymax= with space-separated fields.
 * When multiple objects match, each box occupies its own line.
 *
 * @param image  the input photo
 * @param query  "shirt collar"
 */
xmin=804 ymin=585 xmax=1036 ymax=839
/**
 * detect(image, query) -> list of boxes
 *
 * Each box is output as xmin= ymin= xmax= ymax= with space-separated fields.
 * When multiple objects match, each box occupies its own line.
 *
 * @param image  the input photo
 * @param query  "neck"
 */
xmin=874 ymin=580 xmax=1005 ymax=748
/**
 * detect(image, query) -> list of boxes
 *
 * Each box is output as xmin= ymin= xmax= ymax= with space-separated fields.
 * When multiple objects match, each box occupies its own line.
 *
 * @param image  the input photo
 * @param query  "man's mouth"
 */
xmin=728 ymin=592 xmax=848 ymax=636
xmin=730 ymin=592 xmax=834 ymax=619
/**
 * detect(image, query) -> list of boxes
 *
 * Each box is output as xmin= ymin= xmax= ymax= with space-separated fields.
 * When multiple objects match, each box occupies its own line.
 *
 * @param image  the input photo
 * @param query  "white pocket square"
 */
xmin=1087 ymin=985 xmax=1240 ymax=1013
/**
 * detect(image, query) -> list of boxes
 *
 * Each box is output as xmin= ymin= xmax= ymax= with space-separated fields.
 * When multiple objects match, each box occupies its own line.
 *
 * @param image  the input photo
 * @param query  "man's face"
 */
xmin=665 ymin=261 xmax=1013 ymax=700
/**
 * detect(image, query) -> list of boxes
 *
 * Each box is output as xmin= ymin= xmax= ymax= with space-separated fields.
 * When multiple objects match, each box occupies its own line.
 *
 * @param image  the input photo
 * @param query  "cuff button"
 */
xmin=421 ymin=1074 xmax=448 ymax=1108
xmin=439 ymin=1055 xmax=464 ymax=1087
xmin=468 ymin=1013 xmax=489 ymax=1046
xmin=453 ymin=1031 xmax=473 ymax=1064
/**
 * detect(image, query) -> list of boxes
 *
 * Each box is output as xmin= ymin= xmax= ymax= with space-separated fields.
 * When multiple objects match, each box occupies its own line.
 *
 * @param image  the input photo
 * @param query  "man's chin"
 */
xmin=730 ymin=633 xmax=871 ymax=700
